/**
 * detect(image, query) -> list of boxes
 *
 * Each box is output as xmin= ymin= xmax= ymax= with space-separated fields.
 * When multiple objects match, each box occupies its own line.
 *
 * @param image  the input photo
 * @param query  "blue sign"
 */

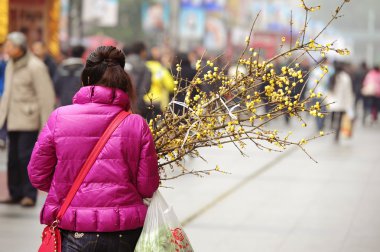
xmin=181 ymin=0 xmax=225 ymax=10
xmin=179 ymin=7 xmax=206 ymax=39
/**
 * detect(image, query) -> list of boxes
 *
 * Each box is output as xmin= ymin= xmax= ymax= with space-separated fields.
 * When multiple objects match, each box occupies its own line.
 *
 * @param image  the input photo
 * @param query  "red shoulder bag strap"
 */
xmin=54 ymin=110 xmax=131 ymax=223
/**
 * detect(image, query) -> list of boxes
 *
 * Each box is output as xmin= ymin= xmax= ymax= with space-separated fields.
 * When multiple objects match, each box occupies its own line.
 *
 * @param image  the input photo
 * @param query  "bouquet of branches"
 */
xmin=149 ymin=0 xmax=351 ymax=180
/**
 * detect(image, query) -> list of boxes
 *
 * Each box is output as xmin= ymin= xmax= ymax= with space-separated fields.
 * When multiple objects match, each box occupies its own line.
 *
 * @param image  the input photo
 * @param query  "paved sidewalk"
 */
xmin=0 ymin=120 xmax=379 ymax=251
xmin=171 ymin=123 xmax=380 ymax=252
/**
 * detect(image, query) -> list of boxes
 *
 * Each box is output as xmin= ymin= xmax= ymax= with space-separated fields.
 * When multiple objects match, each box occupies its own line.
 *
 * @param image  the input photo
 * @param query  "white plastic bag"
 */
xmin=135 ymin=191 xmax=193 ymax=252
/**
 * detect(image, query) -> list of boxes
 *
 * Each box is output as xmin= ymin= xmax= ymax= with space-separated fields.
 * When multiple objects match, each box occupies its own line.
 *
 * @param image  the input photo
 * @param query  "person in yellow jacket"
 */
xmin=144 ymin=48 xmax=175 ymax=121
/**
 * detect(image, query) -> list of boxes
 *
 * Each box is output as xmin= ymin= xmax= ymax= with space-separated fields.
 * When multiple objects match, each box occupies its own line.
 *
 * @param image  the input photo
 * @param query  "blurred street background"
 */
xmin=1 ymin=0 xmax=380 ymax=251
xmin=2 ymin=0 xmax=380 ymax=64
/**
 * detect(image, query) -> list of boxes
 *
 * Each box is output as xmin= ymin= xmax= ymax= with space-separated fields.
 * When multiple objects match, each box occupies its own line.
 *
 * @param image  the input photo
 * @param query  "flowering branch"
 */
xmin=150 ymin=0 xmax=351 ymax=180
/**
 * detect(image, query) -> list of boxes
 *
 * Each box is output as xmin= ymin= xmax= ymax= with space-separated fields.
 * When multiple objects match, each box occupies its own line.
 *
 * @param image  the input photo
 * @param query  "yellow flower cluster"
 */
xmin=149 ymin=0 xmax=351 ymax=180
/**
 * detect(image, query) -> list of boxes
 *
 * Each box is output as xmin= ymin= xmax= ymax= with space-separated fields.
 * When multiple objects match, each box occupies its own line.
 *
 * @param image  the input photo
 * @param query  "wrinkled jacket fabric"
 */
xmin=28 ymin=86 xmax=160 ymax=232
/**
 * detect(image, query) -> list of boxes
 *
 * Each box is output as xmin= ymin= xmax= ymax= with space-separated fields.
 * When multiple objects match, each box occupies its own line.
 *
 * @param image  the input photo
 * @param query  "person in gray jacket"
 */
xmin=0 ymin=32 xmax=55 ymax=207
xmin=54 ymin=45 xmax=85 ymax=106
xmin=124 ymin=42 xmax=151 ymax=115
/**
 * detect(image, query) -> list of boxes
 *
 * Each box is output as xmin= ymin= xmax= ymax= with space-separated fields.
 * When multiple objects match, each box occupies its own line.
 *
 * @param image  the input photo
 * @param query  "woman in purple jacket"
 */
xmin=27 ymin=46 xmax=160 ymax=251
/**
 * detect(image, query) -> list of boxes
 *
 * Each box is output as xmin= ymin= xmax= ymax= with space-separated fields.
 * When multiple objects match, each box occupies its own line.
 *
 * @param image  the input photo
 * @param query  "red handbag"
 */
xmin=38 ymin=111 xmax=131 ymax=252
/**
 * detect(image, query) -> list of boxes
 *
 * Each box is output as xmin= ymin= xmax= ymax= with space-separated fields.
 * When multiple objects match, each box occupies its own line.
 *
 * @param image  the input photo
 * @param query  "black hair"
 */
xmin=81 ymin=46 xmax=135 ymax=102
xmin=329 ymin=62 xmax=345 ymax=92
xmin=129 ymin=42 xmax=146 ymax=55
xmin=71 ymin=45 xmax=85 ymax=58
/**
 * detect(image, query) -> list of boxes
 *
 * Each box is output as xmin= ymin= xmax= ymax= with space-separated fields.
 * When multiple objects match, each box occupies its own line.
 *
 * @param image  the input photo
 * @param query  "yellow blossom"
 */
xmin=196 ymin=60 xmax=201 ymax=70
xmin=299 ymin=138 xmax=307 ymax=145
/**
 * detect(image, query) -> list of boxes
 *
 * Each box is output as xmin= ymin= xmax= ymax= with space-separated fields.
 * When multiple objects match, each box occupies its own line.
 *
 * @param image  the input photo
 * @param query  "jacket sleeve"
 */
xmin=31 ymin=60 xmax=56 ymax=129
xmin=136 ymin=119 xmax=160 ymax=198
xmin=28 ymin=110 xmax=58 ymax=192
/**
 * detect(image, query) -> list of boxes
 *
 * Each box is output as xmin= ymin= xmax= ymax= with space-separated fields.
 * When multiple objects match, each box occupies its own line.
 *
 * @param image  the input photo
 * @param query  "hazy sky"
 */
xmin=287 ymin=0 xmax=378 ymax=63
xmin=305 ymin=0 xmax=376 ymax=31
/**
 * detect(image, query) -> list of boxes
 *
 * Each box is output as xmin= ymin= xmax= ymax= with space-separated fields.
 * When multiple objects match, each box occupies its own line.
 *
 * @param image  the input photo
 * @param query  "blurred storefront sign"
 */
xmin=179 ymin=7 xmax=206 ymax=40
xmin=0 ymin=1 xmax=9 ymax=43
xmin=136 ymin=0 xmax=346 ymax=59
xmin=82 ymin=0 xmax=119 ymax=27
xmin=267 ymin=1 xmax=289 ymax=32
xmin=178 ymin=0 xmax=228 ymax=52
xmin=178 ymin=6 xmax=205 ymax=51
xmin=142 ymin=1 xmax=170 ymax=34
xmin=204 ymin=15 xmax=227 ymax=52
xmin=2 ymin=0 xmax=60 ymax=57
xmin=181 ymin=0 xmax=226 ymax=10
xmin=82 ymin=35 xmax=120 ymax=59
xmin=60 ymin=0 xmax=69 ymax=46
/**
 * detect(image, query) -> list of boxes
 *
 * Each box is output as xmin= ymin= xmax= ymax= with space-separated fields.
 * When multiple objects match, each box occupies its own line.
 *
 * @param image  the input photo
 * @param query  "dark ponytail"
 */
xmin=81 ymin=46 xmax=135 ymax=103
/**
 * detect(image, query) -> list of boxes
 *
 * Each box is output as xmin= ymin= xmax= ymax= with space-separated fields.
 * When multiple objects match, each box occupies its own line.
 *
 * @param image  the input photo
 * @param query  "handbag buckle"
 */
xmin=50 ymin=220 xmax=59 ymax=231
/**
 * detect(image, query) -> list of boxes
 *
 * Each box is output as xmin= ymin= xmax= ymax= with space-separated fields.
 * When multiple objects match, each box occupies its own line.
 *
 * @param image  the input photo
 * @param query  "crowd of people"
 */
xmin=315 ymin=59 xmax=380 ymax=141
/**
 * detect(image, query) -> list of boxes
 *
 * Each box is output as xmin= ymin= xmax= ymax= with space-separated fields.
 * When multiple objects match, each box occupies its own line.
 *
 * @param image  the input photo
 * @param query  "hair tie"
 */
xmin=102 ymin=59 xmax=119 ymax=67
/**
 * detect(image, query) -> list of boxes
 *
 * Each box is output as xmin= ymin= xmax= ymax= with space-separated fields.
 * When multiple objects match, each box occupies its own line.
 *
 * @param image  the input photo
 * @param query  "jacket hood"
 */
xmin=73 ymin=85 xmax=130 ymax=110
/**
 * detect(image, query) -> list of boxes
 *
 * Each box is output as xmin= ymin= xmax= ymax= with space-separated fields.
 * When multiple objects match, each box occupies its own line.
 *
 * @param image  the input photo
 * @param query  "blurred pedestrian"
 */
xmin=172 ymin=52 xmax=197 ymax=115
xmin=327 ymin=62 xmax=355 ymax=142
xmin=54 ymin=45 xmax=85 ymax=106
xmin=353 ymin=62 xmax=368 ymax=117
xmin=0 ymin=32 xmax=55 ymax=207
xmin=361 ymin=66 xmax=380 ymax=124
xmin=28 ymin=46 xmax=159 ymax=251
xmin=32 ymin=41 xmax=57 ymax=80
xmin=124 ymin=42 xmax=152 ymax=115
xmin=0 ymin=43 xmax=7 ymax=148
xmin=144 ymin=47 xmax=175 ymax=121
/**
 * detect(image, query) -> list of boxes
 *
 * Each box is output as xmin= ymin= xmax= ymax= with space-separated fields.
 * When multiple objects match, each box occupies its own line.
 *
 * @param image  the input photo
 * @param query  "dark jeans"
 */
xmin=0 ymin=124 xmax=6 ymax=143
xmin=61 ymin=228 xmax=143 ymax=252
xmin=330 ymin=112 xmax=344 ymax=142
xmin=7 ymin=131 xmax=38 ymax=201
xmin=363 ymin=96 xmax=380 ymax=124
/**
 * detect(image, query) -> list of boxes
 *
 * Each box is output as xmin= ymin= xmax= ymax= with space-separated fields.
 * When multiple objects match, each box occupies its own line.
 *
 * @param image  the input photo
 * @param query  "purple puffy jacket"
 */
xmin=28 ymin=86 xmax=160 ymax=232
